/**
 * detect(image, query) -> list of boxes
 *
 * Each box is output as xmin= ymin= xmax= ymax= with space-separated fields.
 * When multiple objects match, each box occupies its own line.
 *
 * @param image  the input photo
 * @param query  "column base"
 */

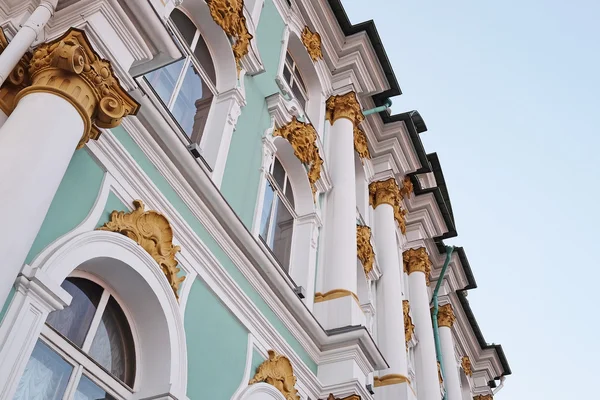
xmin=313 ymin=289 xmax=365 ymax=330
xmin=374 ymin=375 xmax=417 ymax=400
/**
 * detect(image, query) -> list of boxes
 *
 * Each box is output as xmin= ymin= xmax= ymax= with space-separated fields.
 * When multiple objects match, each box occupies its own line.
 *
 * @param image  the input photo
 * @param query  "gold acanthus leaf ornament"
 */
xmin=249 ymin=350 xmax=300 ymax=400
xmin=462 ymin=356 xmax=473 ymax=377
xmin=206 ymin=0 xmax=252 ymax=72
xmin=274 ymin=117 xmax=322 ymax=199
xmin=403 ymin=247 xmax=432 ymax=285
xmin=326 ymin=91 xmax=364 ymax=127
xmin=356 ymin=225 xmax=375 ymax=275
xmin=368 ymin=178 xmax=407 ymax=234
xmin=0 ymin=29 xmax=32 ymax=116
xmin=473 ymin=395 xmax=493 ymax=400
xmin=325 ymin=395 xmax=361 ymax=400
xmin=403 ymin=300 xmax=415 ymax=346
xmin=437 ymin=303 xmax=456 ymax=328
xmin=437 ymin=361 xmax=443 ymax=384
xmin=98 ymin=200 xmax=184 ymax=299
xmin=353 ymin=126 xmax=371 ymax=159
xmin=301 ymin=26 xmax=323 ymax=61
xmin=401 ymin=176 xmax=414 ymax=198
xmin=21 ymin=28 xmax=139 ymax=149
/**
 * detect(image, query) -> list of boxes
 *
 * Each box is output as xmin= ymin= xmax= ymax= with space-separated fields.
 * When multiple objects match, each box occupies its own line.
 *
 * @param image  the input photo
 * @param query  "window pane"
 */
xmin=193 ymin=34 xmax=216 ymax=84
xmin=291 ymin=82 xmax=307 ymax=110
xmin=272 ymin=197 xmax=294 ymax=272
xmin=259 ymin=182 xmax=276 ymax=242
xmin=285 ymin=51 xmax=294 ymax=65
xmin=171 ymin=64 xmax=208 ymax=137
xmin=170 ymin=8 xmax=196 ymax=47
xmin=74 ymin=375 xmax=116 ymax=400
xmin=144 ymin=59 xmax=186 ymax=106
xmin=13 ymin=340 xmax=73 ymax=400
xmin=46 ymin=278 xmax=103 ymax=348
xmin=89 ymin=297 xmax=136 ymax=386
xmin=272 ymin=158 xmax=286 ymax=190
xmin=294 ymin=67 xmax=307 ymax=93
xmin=284 ymin=177 xmax=295 ymax=208
xmin=283 ymin=65 xmax=292 ymax=86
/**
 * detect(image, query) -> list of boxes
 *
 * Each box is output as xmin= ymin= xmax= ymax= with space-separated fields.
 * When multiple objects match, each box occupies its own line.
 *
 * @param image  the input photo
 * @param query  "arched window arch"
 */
xmin=14 ymin=276 xmax=136 ymax=400
xmin=143 ymin=8 xmax=216 ymax=143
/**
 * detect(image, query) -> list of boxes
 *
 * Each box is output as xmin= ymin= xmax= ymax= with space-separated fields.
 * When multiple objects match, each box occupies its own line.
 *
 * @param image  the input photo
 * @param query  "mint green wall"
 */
xmin=95 ymin=192 xmax=128 ymax=228
xmin=185 ymin=278 xmax=248 ymax=399
xmin=26 ymin=149 xmax=104 ymax=263
xmin=111 ymin=126 xmax=318 ymax=373
xmin=251 ymin=349 xmax=266 ymax=377
xmin=0 ymin=287 xmax=15 ymax=325
xmin=220 ymin=0 xmax=286 ymax=227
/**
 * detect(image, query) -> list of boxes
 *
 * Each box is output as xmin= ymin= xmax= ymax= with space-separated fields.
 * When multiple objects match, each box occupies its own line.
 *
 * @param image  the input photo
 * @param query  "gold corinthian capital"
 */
xmin=403 ymin=247 xmax=432 ymax=284
xmin=16 ymin=28 xmax=139 ymax=149
xmin=437 ymin=303 xmax=456 ymax=328
xmin=325 ymin=91 xmax=364 ymax=127
xmin=369 ymin=178 xmax=408 ymax=234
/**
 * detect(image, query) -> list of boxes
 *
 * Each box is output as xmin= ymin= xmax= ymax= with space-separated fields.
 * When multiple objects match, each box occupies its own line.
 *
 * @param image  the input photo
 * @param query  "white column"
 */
xmin=405 ymin=248 xmax=439 ymax=400
xmin=0 ymin=0 xmax=57 ymax=86
xmin=0 ymin=29 xmax=138 ymax=309
xmin=439 ymin=305 xmax=462 ymax=400
xmin=314 ymin=92 xmax=364 ymax=331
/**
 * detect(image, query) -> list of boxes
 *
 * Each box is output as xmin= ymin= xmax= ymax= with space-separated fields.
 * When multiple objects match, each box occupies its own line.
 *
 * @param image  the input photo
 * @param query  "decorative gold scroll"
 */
xmin=353 ymin=126 xmax=371 ymax=159
xmin=437 ymin=361 xmax=443 ymax=384
xmin=19 ymin=28 xmax=139 ymax=149
xmin=437 ymin=303 xmax=456 ymax=328
xmin=314 ymin=289 xmax=360 ymax=305
xmin=206 ymin=0 xmax=252 ymax=72
xmin=0 ymin=30 xmax=31 ymax=116
xmin=462 ymin=356 xmax=473 ymax=377
xmin=401 ymin=176 xmax=414 ymax=198
xmin=402 ymin=247 xmax=432 ymax=285
xmin=326 ymin=91 xmax=364 ymax=127
xmin=473 ymin=395 xmax=493 ymax=400
xmin=368 ymin=178 xmax=408 ymax=234
xmin=98 ymin=200 xmax=184 ymax=299
xmin=356 ymin=225 xmax=374 ymax=275
xmin=324 ymin=395 xmax=361 ymax=400
xmin=403 ymin=300 xmax=415 ymax=346
xmin=273 ymin=116 xmax=322 ymax=199
xmin=249 ymin=350 xmax=300 ymax=400
xmin=374 ymin=374 xmax=410 ymax=387
xmin=301 ymin=26 xmax=323 ymax=61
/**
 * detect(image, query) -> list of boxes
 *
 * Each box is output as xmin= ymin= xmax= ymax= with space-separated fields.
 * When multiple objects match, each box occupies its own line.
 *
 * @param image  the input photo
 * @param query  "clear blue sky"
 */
xmin=344 ymin=1 xmax=600 ymax=398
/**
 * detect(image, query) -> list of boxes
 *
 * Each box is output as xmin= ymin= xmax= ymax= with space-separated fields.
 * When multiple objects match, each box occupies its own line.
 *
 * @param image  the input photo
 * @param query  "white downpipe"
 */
xmin=0 ymin=0 xmax=58 ymax=87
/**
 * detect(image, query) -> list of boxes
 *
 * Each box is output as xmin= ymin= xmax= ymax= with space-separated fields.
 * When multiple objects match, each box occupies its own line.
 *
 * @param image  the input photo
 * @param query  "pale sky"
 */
xmin=343 ymin=1 xmax=600 ymax=398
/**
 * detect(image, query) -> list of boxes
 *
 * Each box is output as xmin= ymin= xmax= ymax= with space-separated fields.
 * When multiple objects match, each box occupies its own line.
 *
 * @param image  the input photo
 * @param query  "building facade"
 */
xmin=0 ymin=0 xmax=511 ymax=399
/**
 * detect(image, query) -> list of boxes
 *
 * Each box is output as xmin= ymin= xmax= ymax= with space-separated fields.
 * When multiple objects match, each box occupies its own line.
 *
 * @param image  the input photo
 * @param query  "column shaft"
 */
xmin=440 ymin=326 xmax=462 ymax=400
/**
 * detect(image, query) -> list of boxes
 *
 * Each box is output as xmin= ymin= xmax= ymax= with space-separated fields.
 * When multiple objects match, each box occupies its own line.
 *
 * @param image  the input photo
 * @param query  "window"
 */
xmin=259 ymin=157 xmax=296 ymax=272
xmin=282 ymin=51 xmax=308 ymax=110
xmin=143 ymin=9 xmax=216 ymax=142
xmin=13 ymin=278 xmax=136 ymax=400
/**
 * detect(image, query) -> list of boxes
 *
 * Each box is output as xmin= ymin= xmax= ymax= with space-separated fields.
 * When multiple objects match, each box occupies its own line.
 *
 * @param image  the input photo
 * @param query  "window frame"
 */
xmin=282 ymin=51 xmax=308 ymax=110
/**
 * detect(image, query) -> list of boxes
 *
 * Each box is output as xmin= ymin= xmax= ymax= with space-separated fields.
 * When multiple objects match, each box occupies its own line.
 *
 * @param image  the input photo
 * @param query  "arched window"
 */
xmin=13 ymin=277 xmax=136 ymax=400
xmin=259 ymin=157 xmax=296 ymax=272
xmin=282 ymin=51 xmax=308 ymax=110
xmin=143 ymin=8 xmax=216 ymax=143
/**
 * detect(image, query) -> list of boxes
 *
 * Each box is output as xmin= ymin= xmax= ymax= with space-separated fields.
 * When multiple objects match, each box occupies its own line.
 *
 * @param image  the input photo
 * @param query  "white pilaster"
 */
xmin=0 ymin=93 xmax=84 ymax=307
xmin=440 ymin=326 xmax=462 ymax=400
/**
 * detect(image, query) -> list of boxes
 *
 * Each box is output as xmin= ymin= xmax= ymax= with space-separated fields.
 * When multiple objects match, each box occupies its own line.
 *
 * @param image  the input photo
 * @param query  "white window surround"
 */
xmin=237 ymin=383 xmax=287 ymax=400
xmin=0 ymin=231 xmax=188 ymax=400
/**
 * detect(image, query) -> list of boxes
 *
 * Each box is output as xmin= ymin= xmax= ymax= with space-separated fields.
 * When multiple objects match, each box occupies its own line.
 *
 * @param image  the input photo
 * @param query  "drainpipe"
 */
xmin=431 ymin=245 xmax=455 ymax=400
xmin=362 ymin=98 xmax=392 ymax=115
xmin=0 ymin=0 xmax=58 ymax=87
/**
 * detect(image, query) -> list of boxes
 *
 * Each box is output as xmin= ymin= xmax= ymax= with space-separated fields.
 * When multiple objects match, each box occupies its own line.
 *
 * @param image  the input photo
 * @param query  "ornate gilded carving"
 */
xmin=301 ymin=26 xmax=323 ymax=61
xmin=437 ymin=361 xmax=443 ymax=384
xmin=98 ymin=200 xmax=184 ymax=299
xmin=356 ymin=225 xmax=374 ymax=275
xmin=326 ymin=92 xmax=364 ymax=127
xmin=368 ymin=178 xmax=407 ymax=234
xmin=473 ymin=395 xmax=493 ymax=400
xmin=403 ymin=300 xmax=415 ymax=346
xmin=0 ymin=30 xmax=31 ymax=116
xmin=17 ymin=28 xmax=139 ymax=149
xmin=401 ymin=176 xmax=414 ymax=198
xmin=353 ymin=126 xmax=370 ymax=159
xmin=324 ymin=395 xmax=361 ymax=400
xmin=206 ymin=0 xmax=252 ymax=72
xmin=314 ymin=289 xmax=360 ymax=305
xmin=462 ymin=356 xmax=473 ymax=377
xmin=273 ymin=117 xmax=322 ymax=198
xmin=374 ymin=374 xmax=410 ymax=387
xmin=437 ymin=303 xmax=456 ymax=328
xmin=249 ymin=350 xmax=300 ymax=400
xmin=403 ymin=247 xmax=432 ymax=285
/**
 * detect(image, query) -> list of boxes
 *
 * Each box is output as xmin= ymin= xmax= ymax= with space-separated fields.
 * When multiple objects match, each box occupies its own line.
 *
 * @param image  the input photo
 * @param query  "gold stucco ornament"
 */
xmin=462 ymin=356 xmax=473 ymax=377
xmin=437 ymin=361 xmax=443 ymax=384
xmin=353 ymin=126 xmax=371 ymax=159
xmin=326 ymin=91 xmax=364 ymax=127
xmin=403 ymin=247 xmax=432 ymax=285
xmin=301 ymin=26 xmax=323 ymax=61
xmin=325 ymin=394 xmax=361 ymax=400
xmin=437 ymin=303 xmax=456 ymax=328
xmin=403 ymin=300 xmax=415 ymax=346
xmin=473 ymin=395 xmax=493 ymax=400
xmin=206 ymin=0 xmax=252 ymax=72
xmin=368 ymin=178 xmax=407 ymax=234
xmin=249 ymin=350 xmax=300 ymax=400
xmin=274 ymin=116 xmax=322 ymax=199
xmin=401 ymin=175 xmax=414 ymax=198
xmin=98 ymin=200 xmax=184 ymax=299
xmin=0 ymin=30 xmax=31 ymax=116
xmin=18 ymin=28 xmax=139 ymax=149
xmin=356 ymin=225 xmax=374 ymax=275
